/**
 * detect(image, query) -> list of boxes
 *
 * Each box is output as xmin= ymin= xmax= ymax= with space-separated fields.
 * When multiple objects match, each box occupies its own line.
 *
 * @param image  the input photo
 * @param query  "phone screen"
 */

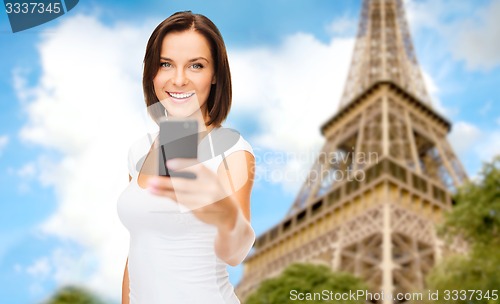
xmin=158 ymin=119 xmax=198 ymax=179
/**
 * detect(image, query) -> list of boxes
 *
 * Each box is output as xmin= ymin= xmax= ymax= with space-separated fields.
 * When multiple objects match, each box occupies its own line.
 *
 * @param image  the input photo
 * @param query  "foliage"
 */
xmin=245 ymin=263 xmax=368 ymax=304
xmin=41 ymin=285 xmax=107 ymax=304
xmin=417 ymin=156 xmax=500 ymax=304
xmin=440 ymin=156 xmax=500 ymax=247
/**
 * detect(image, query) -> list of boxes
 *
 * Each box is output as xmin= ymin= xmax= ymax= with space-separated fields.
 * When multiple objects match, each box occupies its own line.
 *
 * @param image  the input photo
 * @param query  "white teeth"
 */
xmin=169 ymin=92 xmax=194 ymax=99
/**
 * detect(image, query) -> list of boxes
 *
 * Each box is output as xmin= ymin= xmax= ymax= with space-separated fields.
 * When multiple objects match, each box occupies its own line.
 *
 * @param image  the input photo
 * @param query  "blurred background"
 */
xmin=1 ymin=0 xmax=499 ymax=303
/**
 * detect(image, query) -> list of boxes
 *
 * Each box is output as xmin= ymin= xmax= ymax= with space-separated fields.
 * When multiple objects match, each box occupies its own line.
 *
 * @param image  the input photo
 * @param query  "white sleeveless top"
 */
xmin=117 ymin=127 xmax=254 ymax=304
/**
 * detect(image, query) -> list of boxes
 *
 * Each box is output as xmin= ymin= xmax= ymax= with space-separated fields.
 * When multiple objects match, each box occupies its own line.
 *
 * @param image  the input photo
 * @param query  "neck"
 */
xmin=198 ymin=124 xmax=217 ymax=143
xmin=186 ymin=108 xmax=215 ymax=142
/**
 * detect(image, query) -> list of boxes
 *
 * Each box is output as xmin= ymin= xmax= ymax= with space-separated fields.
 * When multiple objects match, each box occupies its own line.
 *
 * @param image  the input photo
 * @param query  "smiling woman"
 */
xmin=153 ymin=30 xmax=216 ymax=118
xmin=116 ymin=11 xmax=256 ymax=304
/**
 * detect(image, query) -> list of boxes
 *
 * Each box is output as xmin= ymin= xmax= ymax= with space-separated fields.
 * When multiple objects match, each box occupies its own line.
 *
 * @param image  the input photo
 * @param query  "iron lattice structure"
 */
xmin=340 ymin=0 xmax=431 ymax=108
xmin=236 ymin=0 xmax=468 ymax=303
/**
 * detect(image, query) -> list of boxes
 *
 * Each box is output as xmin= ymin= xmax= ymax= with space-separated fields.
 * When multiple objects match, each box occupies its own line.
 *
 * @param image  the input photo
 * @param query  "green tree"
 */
xmin=419 ymin=156 xmax=500 ymax=304
xmin=245 ymin=263 xmax=368 ymax=304
xmin=42 ymin=285 xmax=107 ymax=304
xmin=440 ymin=156 xmax=500 ymax=247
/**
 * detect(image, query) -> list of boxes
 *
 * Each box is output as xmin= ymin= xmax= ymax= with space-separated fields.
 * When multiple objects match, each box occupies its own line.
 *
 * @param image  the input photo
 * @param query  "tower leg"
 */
xmin=382 ymin=202 xmax=393 ymax=304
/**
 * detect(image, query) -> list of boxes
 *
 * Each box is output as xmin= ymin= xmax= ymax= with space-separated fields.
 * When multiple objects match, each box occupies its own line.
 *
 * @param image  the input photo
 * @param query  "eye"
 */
xmin=190 ymin=63 xmax=204 ymax=69
xmin=160 ymin=62 xmax=171 ymax=68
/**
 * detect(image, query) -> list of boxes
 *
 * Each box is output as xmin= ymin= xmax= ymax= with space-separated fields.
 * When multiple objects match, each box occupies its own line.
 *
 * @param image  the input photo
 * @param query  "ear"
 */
xmin=211 ymin=75 xmax=216 ymax=84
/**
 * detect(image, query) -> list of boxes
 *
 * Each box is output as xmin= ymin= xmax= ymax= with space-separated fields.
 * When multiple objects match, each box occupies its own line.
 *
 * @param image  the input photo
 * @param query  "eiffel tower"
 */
xmin=236 ymin=0 xmax=468 ymax=303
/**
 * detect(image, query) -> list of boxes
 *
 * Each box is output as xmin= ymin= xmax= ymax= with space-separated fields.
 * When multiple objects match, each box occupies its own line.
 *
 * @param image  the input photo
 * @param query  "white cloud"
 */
xmin=405 ymin=0 xmax=475 ymax=34
xmin=325 ymin=15 xmax=357 ymax=36
xmin=26 ymin=256 xmax=51 ymax=278
xmin=0 ymin=135 xmax=9 ymax=155
xmin=17 ymin=162 xmax=36 ymax=178
xmin=449 ymin=121 xmax=500 ymax=166
xmin=19 ymin=256 xmax=52 ymax=297
xmin=405 ymin=0 xmax=500 ymax=71
xmin=476 ymin=131 xmax=500 ymax=161
xmin=448 ymin=121 xmax=482 ymax=156
xmin=452 ymin=0 xmax=500 ymax=71
xmin=479 ymin=100 xmax=493 ymax=116
xmin=405 ymin=0 xmax=448 ymax=34
xmin=15 ymin=162 xmax=37 ymax=193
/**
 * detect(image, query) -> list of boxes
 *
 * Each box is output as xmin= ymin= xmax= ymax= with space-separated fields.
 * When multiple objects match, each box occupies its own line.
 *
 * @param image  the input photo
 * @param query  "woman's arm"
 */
xmin=213 ymin=206 xmax=255 ymax=266
xmin=213 ymin=151 xmax=255 ymax=266
xmin=122 ymin=258 xmax=130 ymax=304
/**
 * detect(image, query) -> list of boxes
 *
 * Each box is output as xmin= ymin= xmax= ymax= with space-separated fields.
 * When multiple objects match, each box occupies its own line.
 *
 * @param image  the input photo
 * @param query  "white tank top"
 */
xmin=117 ymin=127 xmax=254 ymax=304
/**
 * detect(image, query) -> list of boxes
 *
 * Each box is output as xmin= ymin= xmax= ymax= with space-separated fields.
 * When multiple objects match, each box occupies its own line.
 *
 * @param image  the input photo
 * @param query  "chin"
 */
xmin=165 ymin=108 xmax=197 ymax=119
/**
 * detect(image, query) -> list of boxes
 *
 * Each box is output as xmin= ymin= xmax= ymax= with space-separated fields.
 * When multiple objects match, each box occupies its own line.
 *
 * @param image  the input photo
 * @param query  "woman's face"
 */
xmin=153 ymin=30 xmax=215 ymax=120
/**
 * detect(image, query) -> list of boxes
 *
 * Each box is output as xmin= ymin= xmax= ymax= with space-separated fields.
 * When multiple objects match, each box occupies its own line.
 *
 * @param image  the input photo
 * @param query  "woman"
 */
xmin=117 ymin=11 xmax=256 ymax=304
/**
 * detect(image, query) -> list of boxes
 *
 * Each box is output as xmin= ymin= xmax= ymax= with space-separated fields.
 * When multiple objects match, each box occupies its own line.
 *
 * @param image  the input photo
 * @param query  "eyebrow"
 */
xmin=160 ymin=57 xmax=209 ymax=63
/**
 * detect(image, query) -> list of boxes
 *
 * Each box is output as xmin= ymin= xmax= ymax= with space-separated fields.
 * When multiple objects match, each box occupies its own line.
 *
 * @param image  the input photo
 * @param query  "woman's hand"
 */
xmin=146 ymin=158 xmax=238 ymax=229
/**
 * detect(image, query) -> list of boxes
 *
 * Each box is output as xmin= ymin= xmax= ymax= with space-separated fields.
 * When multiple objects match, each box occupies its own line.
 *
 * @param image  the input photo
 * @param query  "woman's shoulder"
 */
xmin=225 ymin=130 xmax=254 ymax=157
xmin=202 ymin=127 xmax=254 ymax=158
xmin=198 ymin=127 xmax=254 ymax=173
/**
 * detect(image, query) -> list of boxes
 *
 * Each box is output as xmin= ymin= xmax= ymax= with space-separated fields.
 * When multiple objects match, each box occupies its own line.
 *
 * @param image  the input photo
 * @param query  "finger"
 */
xmin=147 ymin=186 xmax=177 ymax=201
xmin=168 ymin=176 xmax=196 ymax=193
xmin=166 ymin=159 xmax=200 ymax=179
xmin=148 ymin=175 xmax=196 ymax=194
xmin=147 ymin=176 xmax=175 ymax=191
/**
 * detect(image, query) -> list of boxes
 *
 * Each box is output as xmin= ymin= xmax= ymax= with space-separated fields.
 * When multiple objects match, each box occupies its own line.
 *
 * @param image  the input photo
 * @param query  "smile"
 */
xmin=168 ymin=92 xmax=195 ymax=99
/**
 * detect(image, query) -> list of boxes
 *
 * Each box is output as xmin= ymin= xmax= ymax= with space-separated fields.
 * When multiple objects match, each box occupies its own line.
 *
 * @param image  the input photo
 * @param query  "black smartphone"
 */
xmin=158 ymin=119 xmax=198 ymax=179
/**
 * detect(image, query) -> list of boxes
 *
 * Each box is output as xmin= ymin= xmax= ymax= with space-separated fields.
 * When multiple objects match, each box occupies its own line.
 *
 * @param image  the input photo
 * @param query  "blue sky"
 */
xmin=1 ymin=0 xmax=500 ymax=303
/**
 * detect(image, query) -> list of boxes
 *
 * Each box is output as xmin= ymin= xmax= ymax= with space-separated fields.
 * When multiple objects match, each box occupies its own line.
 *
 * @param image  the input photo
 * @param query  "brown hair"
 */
xmin=143 ymin=11 xmax=232 ymax=127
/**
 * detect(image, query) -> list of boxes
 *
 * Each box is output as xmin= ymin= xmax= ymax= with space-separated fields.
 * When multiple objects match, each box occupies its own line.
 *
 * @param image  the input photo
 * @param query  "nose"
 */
xmin=172 ymin=68 xmax=188 ymax=87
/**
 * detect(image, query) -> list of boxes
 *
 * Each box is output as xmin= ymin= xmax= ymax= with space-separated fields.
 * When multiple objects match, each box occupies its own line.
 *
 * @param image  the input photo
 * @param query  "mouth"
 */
xmin=167 ymin=91 xmax=195 ymax=103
